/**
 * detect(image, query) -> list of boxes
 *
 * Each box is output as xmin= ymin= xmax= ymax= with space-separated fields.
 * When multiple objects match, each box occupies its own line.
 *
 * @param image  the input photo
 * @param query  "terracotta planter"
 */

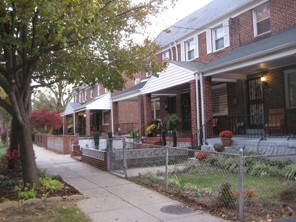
xmin=220 ymin=137 xmax=232 ymax=147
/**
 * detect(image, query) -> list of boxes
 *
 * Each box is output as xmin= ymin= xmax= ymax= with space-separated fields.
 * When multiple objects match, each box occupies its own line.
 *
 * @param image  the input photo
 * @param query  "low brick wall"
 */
xmin=81 ymin=148 xmax=108 ymax=171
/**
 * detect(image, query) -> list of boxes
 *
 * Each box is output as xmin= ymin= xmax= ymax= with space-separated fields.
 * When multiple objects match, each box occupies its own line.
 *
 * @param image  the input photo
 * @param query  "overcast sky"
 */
xmin=136 ymin=0 xmax=213 ymax=41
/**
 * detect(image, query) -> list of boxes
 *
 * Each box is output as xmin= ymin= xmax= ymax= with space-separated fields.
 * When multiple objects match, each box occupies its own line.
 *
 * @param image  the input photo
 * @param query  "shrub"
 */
xmin=195 ymin=152 xmax=209 ymax=160
xmin=15 ymin=184 xmax=36 ymax=200
xmin=216 ymin=182 xmax=236 ymax=209
xmin=145 ymin=124 xmax=157 ymax=136
xmin=39 ymin=177 xmax=64 ymax=191
xmin=282 ymin=164 xmax=296 ymax=181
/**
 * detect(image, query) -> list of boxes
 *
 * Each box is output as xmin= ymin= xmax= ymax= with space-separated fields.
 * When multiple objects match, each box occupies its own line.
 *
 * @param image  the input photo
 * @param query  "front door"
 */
xmin=182 ymin=93 xmax=191 ymax=131
xmin=248 ymin=78 xmax=264 ymax=128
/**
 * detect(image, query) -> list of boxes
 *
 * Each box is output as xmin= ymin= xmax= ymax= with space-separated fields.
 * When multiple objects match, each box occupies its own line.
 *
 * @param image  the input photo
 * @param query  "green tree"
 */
xmin=0 ymin=0 xmax=173 ymax=186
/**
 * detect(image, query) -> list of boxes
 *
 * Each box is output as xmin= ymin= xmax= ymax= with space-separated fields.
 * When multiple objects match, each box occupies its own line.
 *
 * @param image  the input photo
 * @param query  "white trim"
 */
xmin=206 ymin=29 xmax=212 ymax=54
xmin=252 ymin=2 xmax=271 ymax=37
xmin=200 ymin=74 xmax=206 ymax=144
xmin=195 ymin=73 xmax=200 ymax=147
xmin=194 ymin=36 xmax=199 ymax=59
xmin=180 ymin=42 xmax=185 ymax=61
xmin=102 ymin=111 xmax=110 ymax=126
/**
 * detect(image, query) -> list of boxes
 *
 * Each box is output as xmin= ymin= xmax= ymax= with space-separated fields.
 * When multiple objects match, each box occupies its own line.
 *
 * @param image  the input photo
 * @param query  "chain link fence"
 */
xmin=107 ymin=139 xmax=296 ymax=221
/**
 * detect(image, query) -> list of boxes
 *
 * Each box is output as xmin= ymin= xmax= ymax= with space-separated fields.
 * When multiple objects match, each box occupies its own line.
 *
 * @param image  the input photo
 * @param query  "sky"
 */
xmin=138 ymin=0 xmax=213 ymax=41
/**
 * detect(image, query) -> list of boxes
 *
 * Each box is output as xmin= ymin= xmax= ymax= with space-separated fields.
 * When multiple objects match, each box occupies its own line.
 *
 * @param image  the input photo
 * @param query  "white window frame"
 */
xmin=162 ymin=50 xmax=170 ymax=61
xmin=97 ymin=84 xmax=100 ymax=96
xmin=151 ymin=98 xmax=160 ymax=119
xmin=84 ymin=90 xmax=87 ymax=101
xmin=181 ymin=36 xmax=199 ymax=61
xmin=284 ymin=69 xmax=296 ymax=109
xmin=146 ymin=71 xmax=152 ymax=78
xmin=212 ymin=83 xmax=228 ymax=116
xmin=206 ymin=20 xmax=230 ymax=54
xmin=102 ymin=111 xmax=110 ymax=126
xmin=135 ymin=78 xmax=140 ymax=85
xmin=253 ymin=2 xmax=271 ymax=37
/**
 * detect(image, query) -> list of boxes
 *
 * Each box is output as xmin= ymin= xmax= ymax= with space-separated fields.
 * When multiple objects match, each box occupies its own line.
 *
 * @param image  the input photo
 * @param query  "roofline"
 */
xmin=202 ymin=42 xmax=296 ymax=76
xmin=111 ymin=89 xmax=141 ymax=101
xmin=158 ymin=0 xmax=265 ymax=50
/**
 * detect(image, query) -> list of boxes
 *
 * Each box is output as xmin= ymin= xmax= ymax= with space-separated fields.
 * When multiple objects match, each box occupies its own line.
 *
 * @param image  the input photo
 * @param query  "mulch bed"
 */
xmin=0 ymin=162 xmax=81 ymax=203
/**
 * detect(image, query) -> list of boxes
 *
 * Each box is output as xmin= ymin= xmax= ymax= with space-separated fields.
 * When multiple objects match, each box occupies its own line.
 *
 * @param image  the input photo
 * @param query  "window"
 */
xmin=102 ymin=111 xmax=110 ymax=125
xmin=181 ymin=37 xmax=198 ymax=61
xmin=104 ymin=87 xmax=108 ymax=93
xmin=284 ymin=69 xmax=296 ymax=108
xmin=206 ymin=20 xmax=230 ymax=54
xmin=135 ymin=78 xmax=140 ymax=85
xmin=146 ymin=71 xmax=152 ymax=78
xmin=162 ymin=50 xmax=170 ymax=61
xmin=212 ymin=83 xmax=228 ymax=116
xmin=185 ymin=39 xmax=195 ymax=61
xmin=90 ymin=88 xmax=94 ymax=98
xmin=253 ymin=2 xmax=270 ymax=36
xmin=151 ymin=98 xmax=160 ymax=119
xmin=213 ymin=26 xmax=224 ymax=51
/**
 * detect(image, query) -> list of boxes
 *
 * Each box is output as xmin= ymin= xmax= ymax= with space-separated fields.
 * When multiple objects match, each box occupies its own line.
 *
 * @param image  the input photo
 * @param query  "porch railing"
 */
xmin=191 ymin=112 xmax=296 ymax=147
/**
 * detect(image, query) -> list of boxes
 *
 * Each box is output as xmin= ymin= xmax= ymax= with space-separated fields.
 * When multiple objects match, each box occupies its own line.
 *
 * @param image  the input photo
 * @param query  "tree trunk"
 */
xmin=19 ymin=118 xmax=39 ymax=186
xmin=9 ymin=117 xmax=20 ymax=153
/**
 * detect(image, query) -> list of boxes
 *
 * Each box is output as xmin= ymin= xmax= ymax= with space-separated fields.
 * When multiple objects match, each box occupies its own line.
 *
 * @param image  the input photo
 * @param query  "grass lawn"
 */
xmin=172 ymin=166 xmax=284 ymax=200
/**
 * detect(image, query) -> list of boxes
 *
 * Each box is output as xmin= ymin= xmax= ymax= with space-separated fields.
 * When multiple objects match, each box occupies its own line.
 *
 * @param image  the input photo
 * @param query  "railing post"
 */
xmin=165 ymin=147 xmax=169 ymax=190
xmin=107 ymin=138 xmax=113 ymax=171
xmin=239 ymin=148 xmax=244 ymax=222
xmin=123 ymin=138 xmax=127 ymax=178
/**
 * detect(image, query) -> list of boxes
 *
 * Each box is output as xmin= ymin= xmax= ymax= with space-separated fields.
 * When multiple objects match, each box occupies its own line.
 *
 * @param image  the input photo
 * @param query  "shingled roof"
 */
xmin=155 ymin=0 xmax=253 ymax=48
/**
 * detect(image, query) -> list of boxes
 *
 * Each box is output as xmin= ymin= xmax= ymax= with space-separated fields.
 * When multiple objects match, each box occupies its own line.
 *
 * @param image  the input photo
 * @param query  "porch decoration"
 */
xmin=146 ymin=124 xmax=158 ymax=137
xmin=219 ymin=130 xmax=233 ymax=147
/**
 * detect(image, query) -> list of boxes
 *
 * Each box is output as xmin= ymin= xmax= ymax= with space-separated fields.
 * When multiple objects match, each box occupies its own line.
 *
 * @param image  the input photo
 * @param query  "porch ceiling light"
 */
xmin=260 ymin=76 xmax=267 ymax=82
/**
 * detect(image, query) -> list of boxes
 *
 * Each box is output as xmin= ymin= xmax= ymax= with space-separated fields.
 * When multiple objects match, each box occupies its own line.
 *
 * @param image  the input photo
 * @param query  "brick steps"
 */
xmin=143 ymin=136 xmax=162 ymax=145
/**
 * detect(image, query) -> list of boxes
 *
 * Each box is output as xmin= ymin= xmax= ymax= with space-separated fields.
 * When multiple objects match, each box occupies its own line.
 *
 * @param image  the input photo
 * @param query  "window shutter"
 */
xmin=206 ymin=29 xmax=212 ymax=54
xmin=223 ymin=20 xmax=230 ymax=48
xmin=180 ymin=42 xmax=185 ymax=61
xmin=194 ymin=36 xmax=199 ymax=58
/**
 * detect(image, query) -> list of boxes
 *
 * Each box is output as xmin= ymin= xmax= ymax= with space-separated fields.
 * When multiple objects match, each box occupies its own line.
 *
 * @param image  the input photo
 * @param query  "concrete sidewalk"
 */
xmin=34 ymin=145 xmax=228 ymax=222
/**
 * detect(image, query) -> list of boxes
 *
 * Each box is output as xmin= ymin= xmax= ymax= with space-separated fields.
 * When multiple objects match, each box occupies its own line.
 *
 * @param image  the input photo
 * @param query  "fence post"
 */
xmin=123 ymin=138 xmax=127 ymax=178
xmin=107 ymin=138 xmax=113 ymax=171
xmin=165 ymin=147 xmax=169 ymax=190
xmin=239 ymin=148 xmax=244 ymax=222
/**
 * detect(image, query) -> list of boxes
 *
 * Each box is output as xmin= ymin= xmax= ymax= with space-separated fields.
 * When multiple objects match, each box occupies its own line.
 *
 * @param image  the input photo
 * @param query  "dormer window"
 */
xmin=253 ymin=2 xmax=270 ymax=36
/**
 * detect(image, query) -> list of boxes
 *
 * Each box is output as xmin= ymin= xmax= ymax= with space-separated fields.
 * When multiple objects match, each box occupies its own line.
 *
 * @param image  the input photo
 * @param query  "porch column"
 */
xmin=190 ymin=80 xmax=197 ymax=134
xmin=112 ymin=102 xmax=119 ymax=134
xmin=63 ymin=115 xmax=68 ymax=135
xmin=85 ymin=110 xmax=91 ymax=136
xmin=138 ymin=95 xmax=145 ymax=136
xmin=202 ymin=76 xmax=213 ymax=139
xmin=143 ymin=94 xmax=152 ymax=128
xmin=74 ymin=113 xmax=78 ymax=135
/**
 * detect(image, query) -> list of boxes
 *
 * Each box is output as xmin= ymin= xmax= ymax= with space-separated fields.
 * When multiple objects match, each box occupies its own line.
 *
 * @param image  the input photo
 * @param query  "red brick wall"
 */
xmin=117 ymin=101 xmax=139 ymax=124
xmin=271 ymin=0 xmax=296 ymax=32
xmin=190 ymin=80 xmax=197 ymax=133
xmin=144 ymin=94 xmax=152 ymax=125
xmin=81 ymin=153 xmax=107 ymax=171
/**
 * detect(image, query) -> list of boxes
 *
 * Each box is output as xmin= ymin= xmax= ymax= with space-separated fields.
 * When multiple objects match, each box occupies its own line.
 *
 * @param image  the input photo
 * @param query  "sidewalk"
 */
xmin=34 ymin=145 xmax=228 ymax=222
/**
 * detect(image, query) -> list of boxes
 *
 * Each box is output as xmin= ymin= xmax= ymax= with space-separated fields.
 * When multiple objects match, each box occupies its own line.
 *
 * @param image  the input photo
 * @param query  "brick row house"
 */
xmin=63 ymin=0 xmax=296 ymax=147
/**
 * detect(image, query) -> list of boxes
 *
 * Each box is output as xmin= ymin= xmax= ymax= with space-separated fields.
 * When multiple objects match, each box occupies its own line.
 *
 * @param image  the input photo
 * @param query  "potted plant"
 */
xmin=218 ymin=130 xmax=233 ymax=147
xmin=93 ymin=131 xmax=100 ymax=149
xmin=146 ymin=124 xmax=158 ymax=137
xmin=166 ymin=113 xmax=180 ymax=147
xmin=213 ymin=143 xmax=224 ymax=152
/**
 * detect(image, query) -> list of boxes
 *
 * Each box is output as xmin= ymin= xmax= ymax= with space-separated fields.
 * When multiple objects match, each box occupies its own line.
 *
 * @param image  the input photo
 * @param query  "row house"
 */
xmin=63 ymin=0 xmax=296 ymax=147
xmin=113 ymin=0 xmax=296 ymax=145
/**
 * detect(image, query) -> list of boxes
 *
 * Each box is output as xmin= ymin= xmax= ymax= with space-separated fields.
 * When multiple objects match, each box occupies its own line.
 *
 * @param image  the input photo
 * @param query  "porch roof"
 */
xmin=141 ymin=61 xmax=204 ymax=94
xmin=74 ymin=93 xmax=112 ymax=112
xmin=202 ymin=27 xmax=296 ymax=76
xmin=62 ymin=102 xmax=81 ymax=116
xmin=111 ymin=80 xmax=147 ymax=102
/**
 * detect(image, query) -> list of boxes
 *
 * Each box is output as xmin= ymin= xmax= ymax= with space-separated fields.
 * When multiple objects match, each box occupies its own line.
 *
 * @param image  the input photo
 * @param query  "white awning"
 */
xmin=141 ymin=62 xmax=200 ymax=94
xmin=75 ymin=93 xmax=112 ymax=112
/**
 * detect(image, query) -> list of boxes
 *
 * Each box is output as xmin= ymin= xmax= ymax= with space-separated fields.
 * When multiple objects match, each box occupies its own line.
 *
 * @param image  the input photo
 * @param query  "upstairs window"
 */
xmin=206 ymin=21 xmax=230 ymax=54
xmin=181 ymin=37 xmax=198 ymax=61
xmin=253 ymin=2 xmax=270 ymax=36
xmin=185 ymin=39 xmax=195 ymax=61
xmin=162 ymin=50 xmax=170 ymax=61
xmin=213 ymin=25 xmax=224 ymax=51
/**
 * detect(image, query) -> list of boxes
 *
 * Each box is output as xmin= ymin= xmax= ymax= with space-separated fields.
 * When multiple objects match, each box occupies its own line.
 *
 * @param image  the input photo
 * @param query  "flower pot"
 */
xmin=220 ymin=138 xmax=232 ymax=147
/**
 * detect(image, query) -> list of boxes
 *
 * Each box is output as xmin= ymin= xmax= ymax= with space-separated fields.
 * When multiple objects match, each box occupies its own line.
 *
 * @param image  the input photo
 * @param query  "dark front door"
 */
xmin=182 ymin=93 xmax=191 ymax=131
xmin=248 ymin=78 xmax=264 ymax=128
